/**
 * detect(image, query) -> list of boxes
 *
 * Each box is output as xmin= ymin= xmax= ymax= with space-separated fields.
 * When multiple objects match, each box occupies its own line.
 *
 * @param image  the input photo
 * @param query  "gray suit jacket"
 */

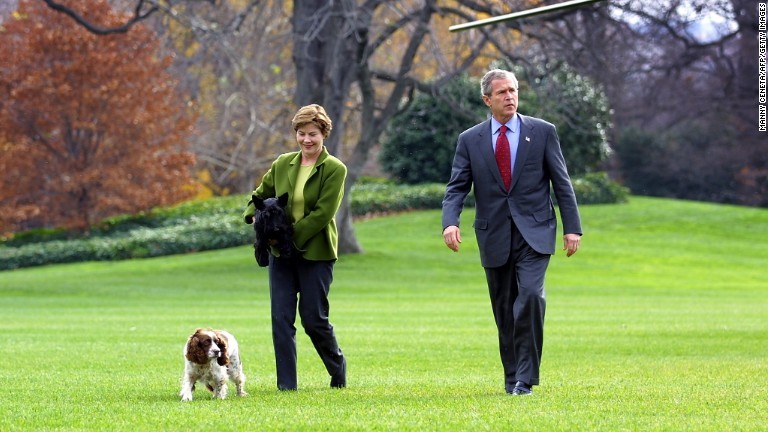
xmin=442 ymin=115 xmax=582 ymax=268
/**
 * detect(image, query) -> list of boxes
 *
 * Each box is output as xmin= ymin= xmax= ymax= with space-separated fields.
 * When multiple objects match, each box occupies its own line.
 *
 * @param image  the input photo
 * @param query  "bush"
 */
xmin=1 ymin=226 xmax=72 ymax=247
xmin=0 ymin=214 xmax=247 ymax=270
xmin=512 ymin=62 xmax=613 ymax=176
xmin=379 ymin=65 xmax=614 ymax=183
xmin=379 ymin=74 xmax=486 ymax=184
xmin=350 ymin=182 xmax=472 ymax=215
xmin=571 ymin=172 xmax=630 ymax=205
xmin=0 ymin=174 xmax=624 ymax=270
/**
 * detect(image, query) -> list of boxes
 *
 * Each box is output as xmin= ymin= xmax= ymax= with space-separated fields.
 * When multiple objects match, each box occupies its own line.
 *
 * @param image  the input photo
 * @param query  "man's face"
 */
xmin=482 ymin=77 xmax=518 ymax=124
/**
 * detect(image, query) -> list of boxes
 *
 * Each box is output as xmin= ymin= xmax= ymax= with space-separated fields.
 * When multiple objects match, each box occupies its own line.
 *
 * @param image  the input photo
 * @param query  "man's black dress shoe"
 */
xmin=330 ymin=357 xmax=346 ymax=388
xmin=509 ymin=381 xmax=532 ymax=396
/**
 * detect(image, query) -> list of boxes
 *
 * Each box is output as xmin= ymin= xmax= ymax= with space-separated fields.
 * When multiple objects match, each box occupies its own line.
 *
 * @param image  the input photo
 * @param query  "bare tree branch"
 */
xmin=40 ymin=0 xmax=243 ymax=36
xmin=41 ymin=0 xmax=158 ymax=34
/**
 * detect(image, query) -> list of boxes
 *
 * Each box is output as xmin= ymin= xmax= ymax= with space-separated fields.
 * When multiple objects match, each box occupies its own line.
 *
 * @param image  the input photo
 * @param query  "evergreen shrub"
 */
xmin=1 ymin=175 xmax=624 ymax=270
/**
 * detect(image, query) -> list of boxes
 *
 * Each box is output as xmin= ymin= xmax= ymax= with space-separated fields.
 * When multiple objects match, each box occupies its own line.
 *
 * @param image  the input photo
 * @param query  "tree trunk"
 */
xmin=335 ymin=193 xmax=361 ymax=253
xmin=292 ymin=0 xmax=365 ymax=253
xmin=291 ymin=0 xmax=437 ymax=254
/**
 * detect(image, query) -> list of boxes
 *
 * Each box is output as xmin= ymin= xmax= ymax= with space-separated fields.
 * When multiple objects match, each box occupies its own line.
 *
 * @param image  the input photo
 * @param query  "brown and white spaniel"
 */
xmin=180 ymin=328 xmax=247 ymax=401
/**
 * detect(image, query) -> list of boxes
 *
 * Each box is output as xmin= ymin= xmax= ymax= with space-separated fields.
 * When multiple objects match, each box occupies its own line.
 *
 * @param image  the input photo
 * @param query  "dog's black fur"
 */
xmin=251 ymin=193 xmax=294 ymax=267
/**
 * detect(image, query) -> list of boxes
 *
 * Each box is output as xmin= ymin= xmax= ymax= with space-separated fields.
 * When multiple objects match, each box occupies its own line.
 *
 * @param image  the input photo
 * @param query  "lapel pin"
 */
xmin=525 ymin=136 xmax=530 ymax=142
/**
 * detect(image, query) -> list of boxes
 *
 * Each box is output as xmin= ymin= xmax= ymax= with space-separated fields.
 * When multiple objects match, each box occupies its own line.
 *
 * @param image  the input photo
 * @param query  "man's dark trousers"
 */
xmin=484 ymin=221 xmax=550 ymax=390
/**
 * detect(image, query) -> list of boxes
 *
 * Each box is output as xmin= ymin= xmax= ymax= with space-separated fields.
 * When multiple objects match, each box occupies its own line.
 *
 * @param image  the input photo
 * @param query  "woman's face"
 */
xmin=296 ymin=123 xmax=324 ymax=161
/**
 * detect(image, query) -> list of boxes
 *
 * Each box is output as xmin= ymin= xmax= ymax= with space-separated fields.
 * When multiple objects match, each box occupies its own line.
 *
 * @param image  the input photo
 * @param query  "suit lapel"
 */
xmin=477 ymin=119 xmax=507 ymax=190
xmin=509 ymin=115 xmax=534 ymax=191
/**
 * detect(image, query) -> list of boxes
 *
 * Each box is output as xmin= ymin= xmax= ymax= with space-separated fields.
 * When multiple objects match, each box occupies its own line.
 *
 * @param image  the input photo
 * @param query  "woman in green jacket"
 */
xmin=243 ymin=104 xmax=347 ymax=391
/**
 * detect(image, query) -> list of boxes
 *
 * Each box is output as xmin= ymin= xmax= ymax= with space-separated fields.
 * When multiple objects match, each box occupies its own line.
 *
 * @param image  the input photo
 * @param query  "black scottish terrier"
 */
xmin=251 ymin=193 xmax=294 ymax=267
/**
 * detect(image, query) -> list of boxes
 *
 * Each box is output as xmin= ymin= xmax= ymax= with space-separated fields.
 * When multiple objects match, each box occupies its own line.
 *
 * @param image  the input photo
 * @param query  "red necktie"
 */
xmin=495 ymin=125 xmax=511 ymax=190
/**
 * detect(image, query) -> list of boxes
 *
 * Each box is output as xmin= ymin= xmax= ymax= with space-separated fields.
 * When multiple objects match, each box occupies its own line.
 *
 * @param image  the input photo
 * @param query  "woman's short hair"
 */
xmin=292 ymin=104 xmax=333 ymax=138
xmin=481 ymin=69 xmax=518 ymax=97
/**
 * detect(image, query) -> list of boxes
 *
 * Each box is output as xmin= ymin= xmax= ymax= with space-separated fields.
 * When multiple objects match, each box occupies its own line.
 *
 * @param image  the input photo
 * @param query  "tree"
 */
xmin=380 ymin=63 xmax=612 ymax=184
xmin=145 ymin=0 xmax=296 ymax=195
xmin=379 ymin=74 xmax=487 ymax=184
xmin=512 ymin=62 xmax=612 ymax=176
xmin=34 ymin=0 xmax=520 ymax=251
xmin=288 ymin=0 xmax=521 ymax=253
xmin=45 ymin=0 xmax=752 ymax=249
xmin=0 ymin=0 xmax=198 ymax=233
xmin=512 ymin=0 xmax=766 ymax=205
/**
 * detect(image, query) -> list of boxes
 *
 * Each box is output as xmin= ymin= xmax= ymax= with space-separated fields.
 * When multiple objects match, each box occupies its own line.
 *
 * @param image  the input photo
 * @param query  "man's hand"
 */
xmin=443 ymin=225 xmax=462 ymax=252
xmin=563 ymin=233 xmax=581 ymax=257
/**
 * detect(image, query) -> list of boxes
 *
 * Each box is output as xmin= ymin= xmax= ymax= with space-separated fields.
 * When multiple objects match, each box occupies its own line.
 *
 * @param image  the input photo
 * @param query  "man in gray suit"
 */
xmin=442 ymin=69 xmax=582 ymax=396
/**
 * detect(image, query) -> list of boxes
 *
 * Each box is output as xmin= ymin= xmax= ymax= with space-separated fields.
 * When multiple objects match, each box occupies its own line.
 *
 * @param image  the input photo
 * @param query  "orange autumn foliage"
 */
xmin=0 ymin=0 xmax=198 ymax=234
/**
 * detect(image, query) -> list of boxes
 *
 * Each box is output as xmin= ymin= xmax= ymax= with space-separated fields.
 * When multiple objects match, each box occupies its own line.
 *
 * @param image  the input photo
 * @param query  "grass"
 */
xmin=0 ymin=196 xmax=766 ymax=431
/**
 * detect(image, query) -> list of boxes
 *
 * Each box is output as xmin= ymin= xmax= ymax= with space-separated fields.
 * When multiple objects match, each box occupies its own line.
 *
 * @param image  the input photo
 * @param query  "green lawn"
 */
xmin=1 ymin=196 xmax=766 ymax=431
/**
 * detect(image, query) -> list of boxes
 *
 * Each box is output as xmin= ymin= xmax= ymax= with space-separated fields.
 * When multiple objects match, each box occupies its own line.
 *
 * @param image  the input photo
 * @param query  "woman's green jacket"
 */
xmin=242 ymin=147 xmax=347 ymax=261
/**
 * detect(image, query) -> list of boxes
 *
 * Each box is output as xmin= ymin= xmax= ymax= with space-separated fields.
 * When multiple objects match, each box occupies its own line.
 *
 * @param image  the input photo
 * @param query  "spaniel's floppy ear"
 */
xmin=215 ymin=332 xmax=230 ymax=367
xmin=185 ymin=330 xmax=208 ymax=365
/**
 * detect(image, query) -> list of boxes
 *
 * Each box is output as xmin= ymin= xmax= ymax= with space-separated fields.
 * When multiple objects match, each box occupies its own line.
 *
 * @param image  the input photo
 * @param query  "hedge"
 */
xmin=0 ymin=173 xmax=627 ymax=270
